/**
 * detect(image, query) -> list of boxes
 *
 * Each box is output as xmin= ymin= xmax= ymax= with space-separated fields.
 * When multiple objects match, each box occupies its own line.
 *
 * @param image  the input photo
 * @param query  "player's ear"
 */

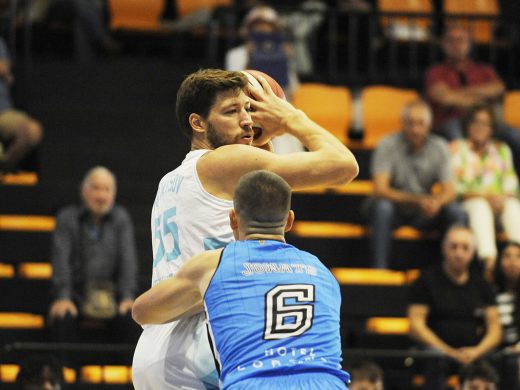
xmin=284 ymin=210 xmax=294 ymax=233
xmin=189 ymin=113 xmax=206 ymax=134
xmin=229 ymin=209 xmax=238 ymax=239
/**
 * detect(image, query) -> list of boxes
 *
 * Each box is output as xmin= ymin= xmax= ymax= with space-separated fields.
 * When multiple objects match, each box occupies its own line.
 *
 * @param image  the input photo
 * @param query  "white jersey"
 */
xmin=133 ymin=150 xmax=234 ymax=390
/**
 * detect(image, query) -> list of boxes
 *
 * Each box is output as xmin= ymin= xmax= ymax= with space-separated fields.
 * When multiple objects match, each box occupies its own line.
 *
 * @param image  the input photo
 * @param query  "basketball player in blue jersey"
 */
xmin=133 ymin=170 xmax=350 ymax=389
xmin=132 ymin=69 xmax=358 ymax=389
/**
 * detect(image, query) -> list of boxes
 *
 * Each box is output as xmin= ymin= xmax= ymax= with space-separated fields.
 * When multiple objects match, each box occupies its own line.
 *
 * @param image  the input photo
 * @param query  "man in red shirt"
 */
xmin=425 ymin=25 xmax=520 ymax=172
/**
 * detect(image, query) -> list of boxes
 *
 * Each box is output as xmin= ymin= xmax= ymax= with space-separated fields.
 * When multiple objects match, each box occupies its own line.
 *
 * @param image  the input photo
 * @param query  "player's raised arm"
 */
xmin=199 ymin=77 xmax=358 ymax=197
xmin=132 ymin=249 xmax=222 ymax=325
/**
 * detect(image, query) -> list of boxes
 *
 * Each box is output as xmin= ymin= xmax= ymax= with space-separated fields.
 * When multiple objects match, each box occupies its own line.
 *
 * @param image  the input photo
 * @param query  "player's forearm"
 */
xmin=132 ymin=279 xmax=203 ymax=325
xmin=283 ymin=111 xmax=359 ymax=184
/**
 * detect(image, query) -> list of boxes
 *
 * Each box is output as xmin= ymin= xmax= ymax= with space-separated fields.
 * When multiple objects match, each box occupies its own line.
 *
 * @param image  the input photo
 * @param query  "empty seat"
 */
xmin=292 ymin=83 xmax=352 ymax=144
xmin=175 ymin=0 xmax=232 ymax=17
xmin=360 ymin=86 xmax=419 ymax=148
xmin=290 ymin=221 xmax=437 ymax=240
xmin=366 ymin=317 xmax=410 ymax=335
xmin=109 ymin=0 xmax=165 ymax=31
xmin=0 ymin=215 xmax=55 ymax=232
xmin=504 ymin=90 xmax=520 ymax=129
xmin=0 ymin=313 xmax=45 ymax=329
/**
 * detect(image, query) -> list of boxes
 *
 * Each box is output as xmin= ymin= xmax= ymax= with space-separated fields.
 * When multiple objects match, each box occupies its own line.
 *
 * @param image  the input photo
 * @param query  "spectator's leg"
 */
xmin=49 ymin=312 xmax=78 ymax=343
xmin=494 ymin=123 xmax=520 ymax=176
xmin=439 ymin=201 xmax=467 ymax=229
xmin=0 ymin=110 xmax=43 ymax=171
xmin=72 ymin=0 xmax=119 ymax=52
xmin=368 ymin=198 xmax=397 ymax=269
xmin=463 ymin=198 xmax=497 ymax=262
xmin=501 ymin=197 xmax=520 ymax=244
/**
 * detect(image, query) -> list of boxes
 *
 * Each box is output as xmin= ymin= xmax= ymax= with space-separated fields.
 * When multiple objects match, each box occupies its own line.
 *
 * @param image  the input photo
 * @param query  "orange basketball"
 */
xmin=241 ymin=70 xmax=286 ymax=146
xmin=243 ymin=69 xmax=286 ymax=100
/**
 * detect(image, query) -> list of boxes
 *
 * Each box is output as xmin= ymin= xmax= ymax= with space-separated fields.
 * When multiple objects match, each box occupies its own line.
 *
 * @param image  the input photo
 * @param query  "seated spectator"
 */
xmin=425 ymin=24 xmax=520 ymax=174
xmin=366 ymin=99 xmax=466 ymax=269
xmin=408 ymin=226 xmax=501 ymax=390
xmin=48 ymin=166 xmax=140 ymax=347
xmin=44 ymin=0 xmax=121 ymax=54
xmin=0 ymin=37 xmax=43 ymax=173
xmin=493 ymin=241 xmax=520 ymax=389
xmin=457 ymin=359 xmax=499 ymax=390
xmin=225 ymin=5 xmax=303 ymax=154
xmin=16 ymin=354 xmax=63 ymax=390
xmin=346 ymin=359 xmax=384 ymax=390
xmin=450 ymin=104 xmax=520 ymax=274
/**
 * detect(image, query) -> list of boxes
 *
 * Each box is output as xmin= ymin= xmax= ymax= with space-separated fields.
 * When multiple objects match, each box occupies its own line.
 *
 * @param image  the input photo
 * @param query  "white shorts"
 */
xmin=132 ymin=312 xmax=219 ymax=390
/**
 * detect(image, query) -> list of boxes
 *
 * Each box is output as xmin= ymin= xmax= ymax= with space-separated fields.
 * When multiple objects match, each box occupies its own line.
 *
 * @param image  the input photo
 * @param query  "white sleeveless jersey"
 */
xmin=133 ymin=150 xmax=234 ymax=390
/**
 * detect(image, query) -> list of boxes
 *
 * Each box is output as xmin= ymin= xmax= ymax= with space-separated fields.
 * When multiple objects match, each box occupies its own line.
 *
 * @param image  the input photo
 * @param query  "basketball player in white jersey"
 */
xmin=132 ymin=69 xmax=358 ymax=390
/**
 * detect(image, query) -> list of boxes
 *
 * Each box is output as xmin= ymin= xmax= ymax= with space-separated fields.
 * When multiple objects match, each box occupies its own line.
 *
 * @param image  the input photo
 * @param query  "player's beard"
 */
xmin=206 ymin=121 xmax=242 ymax=149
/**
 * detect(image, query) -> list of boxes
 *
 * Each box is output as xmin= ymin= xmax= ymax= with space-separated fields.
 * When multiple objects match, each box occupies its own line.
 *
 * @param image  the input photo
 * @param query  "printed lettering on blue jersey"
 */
xmin=264 ymin=284 xmax=315 ymax=340
xmin=152 ymin=206 xmax=181 ymax=266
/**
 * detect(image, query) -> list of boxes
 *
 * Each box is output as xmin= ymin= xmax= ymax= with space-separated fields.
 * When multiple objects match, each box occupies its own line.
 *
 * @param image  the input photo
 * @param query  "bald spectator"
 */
xmin=0 ymin=37 xmax=43 ymax=173
xmin=425 ymin=24 xmax=520 ymax=174
xmin=408 ymin=226 xmax=501 ymax=390
xmin=366 ymin=99 xmax=466 ymax=269
xmin=48 ymin=166 xmax=140 ymax=346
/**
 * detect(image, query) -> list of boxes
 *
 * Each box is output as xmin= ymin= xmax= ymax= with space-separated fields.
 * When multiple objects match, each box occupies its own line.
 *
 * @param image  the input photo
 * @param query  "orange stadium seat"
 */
xmin=109 ymin=0 xmax=165 ymax=31
xmin=366 ymin=317 xmax=410 ymax=335
xmin=0 ymin=215 xmax=55 ymax=232
xmin=504 ymin=91 xmax=520 ymax=129
xmin=378 ymin=0 xmax=433 ymax=41
xmin=292 ymin=83 xmax=352 ymax=144
xmin=443 ymin=0 xmax=499 ymax=44
xmin=0 ymin=313 xmax=44 ymax=329
xmin=175 ymin=0 xmax=232 ymax=17
xmin=360 ymin=86 xmax=419 ymax=148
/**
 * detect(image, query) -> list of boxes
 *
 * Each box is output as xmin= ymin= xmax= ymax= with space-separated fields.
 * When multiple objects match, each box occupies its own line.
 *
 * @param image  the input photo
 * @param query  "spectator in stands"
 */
xmin=366 ymin=99 xmax=466 ymax=269
xmin=0 ymin=37 xmax=43 ymax=174
xmin=457 ymin=359 xmax=499 ymax=390
xmin=493 ymin=241 xmax=520 ymax=390
xmin=346 ymin=359 xmax=384 ymax=390
xmin=16 ymin=354 xmax=63 ymax=390
xmin=37 ymin=0 xmax=120 ymax=54
xmin=450 ymin=104 xmax=520 ymax=275
xmin=425 ymin=24 xmax=520 ymax=174
xmin=225 ymin=5 xmax=303 ymax=154
xmin=408 ymin=225 xmax=501 ymax=390
xmin=48 ymin=166 xmax=140 ymax=345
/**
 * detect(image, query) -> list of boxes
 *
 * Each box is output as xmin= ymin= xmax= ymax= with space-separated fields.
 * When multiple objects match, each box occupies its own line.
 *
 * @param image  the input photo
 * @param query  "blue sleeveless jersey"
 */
xmin=204 ymin=240 xmax=350 ymax=389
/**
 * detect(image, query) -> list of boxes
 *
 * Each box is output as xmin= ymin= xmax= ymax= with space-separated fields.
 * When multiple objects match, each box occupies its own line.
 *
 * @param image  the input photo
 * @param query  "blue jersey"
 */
xmin=204 ymin=240 xmax=350 ymax=389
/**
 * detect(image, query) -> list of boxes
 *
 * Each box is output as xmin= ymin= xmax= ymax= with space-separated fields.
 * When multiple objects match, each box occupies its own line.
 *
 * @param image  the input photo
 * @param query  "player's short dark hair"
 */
xmin=234 ymin=170 xmax=291 ymax=227
xmin=459 ymin=359 xmax=499 ymax=385
xmin=176 ymin=69 xmax=248 ymax=140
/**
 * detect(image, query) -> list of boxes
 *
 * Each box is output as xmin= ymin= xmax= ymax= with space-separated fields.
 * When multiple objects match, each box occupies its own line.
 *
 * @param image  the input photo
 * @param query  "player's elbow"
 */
xmin=332 ymin=154 xmax=359 ymax=185
xmin=131 ymin=298 xmax=148 ymax=326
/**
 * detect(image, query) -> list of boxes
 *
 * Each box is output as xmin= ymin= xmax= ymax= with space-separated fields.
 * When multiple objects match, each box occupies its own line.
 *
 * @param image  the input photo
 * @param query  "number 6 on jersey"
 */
xmin=264 ymin=284 xmax=315 ymax=340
